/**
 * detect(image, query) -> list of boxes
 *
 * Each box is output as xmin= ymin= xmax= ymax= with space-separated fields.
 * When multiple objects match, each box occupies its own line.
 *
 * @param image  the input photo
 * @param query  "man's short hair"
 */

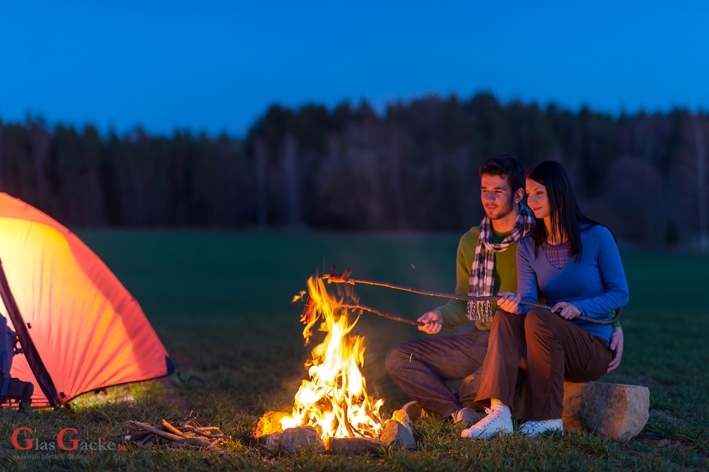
xmin=478 ymin=154 xmax=525 ymax=191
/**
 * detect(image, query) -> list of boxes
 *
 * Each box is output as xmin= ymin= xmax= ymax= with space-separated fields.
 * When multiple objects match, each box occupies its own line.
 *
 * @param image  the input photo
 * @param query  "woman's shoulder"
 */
xmin=517 ymin=233 xmax=536 ymax=252
xmin=581 ymin=223 xmax=611 ymax=236
xmin=580 ymin=224 xmax=615 ymax=245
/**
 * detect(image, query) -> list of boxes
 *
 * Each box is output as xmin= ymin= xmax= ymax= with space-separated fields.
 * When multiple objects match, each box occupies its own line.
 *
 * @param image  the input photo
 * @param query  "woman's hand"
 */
xmin=551 ymin=301 xmax=581 ymax=320
xmin=497 ymin=292 xmax=521 ymax=314
xmin=606 ymin=327 xmax=624 ymax=373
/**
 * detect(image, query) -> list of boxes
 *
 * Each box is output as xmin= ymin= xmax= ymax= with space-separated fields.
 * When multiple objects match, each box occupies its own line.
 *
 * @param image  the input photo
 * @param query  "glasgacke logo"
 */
xmin=11 ymin=427 xmax=127 ymax=452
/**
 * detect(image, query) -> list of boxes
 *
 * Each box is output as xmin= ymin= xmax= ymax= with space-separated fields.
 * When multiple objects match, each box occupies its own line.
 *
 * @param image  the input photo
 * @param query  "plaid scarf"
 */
xmin=467 ymin=205 xmax=534 ymax=321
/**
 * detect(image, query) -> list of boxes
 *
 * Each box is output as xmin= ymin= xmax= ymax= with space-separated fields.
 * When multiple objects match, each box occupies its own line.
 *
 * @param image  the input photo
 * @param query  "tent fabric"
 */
xmin=0 ymin=193 xmax=172 ymax=408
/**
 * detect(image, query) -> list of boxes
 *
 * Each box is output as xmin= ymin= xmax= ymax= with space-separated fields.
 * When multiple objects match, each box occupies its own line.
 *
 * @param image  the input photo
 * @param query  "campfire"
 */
xmin=254 ymin=275 xmax=415 ymax=454
xmin=281 ymin=276 xmax=384 ymax=440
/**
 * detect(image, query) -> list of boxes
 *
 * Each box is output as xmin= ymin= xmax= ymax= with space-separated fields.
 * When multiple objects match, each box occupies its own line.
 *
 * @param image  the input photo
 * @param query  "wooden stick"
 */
xmin=138 ymin=433 xmax=155 ymax=446
xmin=161 ymin=419 xmax=186 ymax=437
xmin=324 ymin=268 xmax=544 ymax=307
xmin=339 ymin=303 xmax=453 ymax=331
xmin=181 ymin=425 xmax=213 ymax=438
xmin=129 ymin=421 xmax=183 ymax=441
xmin=324 ymin=267 xmax=622 ymax=326
xmin=171 ymin=437 xmax=212 ymax=447
xmin=174 ymin=412 xmax=198 ymax=426
xmin=341 ymin=403 xmax=358 ymax=438
xmin=125 ymin=430 xmax=151 ymax=441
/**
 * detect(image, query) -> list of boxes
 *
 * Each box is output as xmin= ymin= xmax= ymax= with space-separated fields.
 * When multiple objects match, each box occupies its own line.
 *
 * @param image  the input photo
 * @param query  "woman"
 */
xmin=462 ymin=160 xmax=629 ymax=438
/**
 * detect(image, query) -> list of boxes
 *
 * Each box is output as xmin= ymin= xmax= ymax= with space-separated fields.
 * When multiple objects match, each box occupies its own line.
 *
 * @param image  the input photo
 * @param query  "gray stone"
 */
xmin=512 ymin=381 xmax=650 ymax=439
xmin=562 ymin=381 xmax=650 ymax=440
xmin=390 ymin=409 xmax=413 ymax=436
xmin=329 ymin=437 xmax=385 ymax=455
xmin=254 ymin=432 xmax=281 ymax=453
xmin=279 ymin=427 xmax=326 ymax=454
xmin=379 ymin=419 xmax=416 ymax=449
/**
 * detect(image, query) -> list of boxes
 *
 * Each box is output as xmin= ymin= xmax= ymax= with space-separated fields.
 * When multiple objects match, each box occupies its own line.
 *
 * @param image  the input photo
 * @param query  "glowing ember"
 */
xmin=280 ymin=276 xmax=384 ymax=441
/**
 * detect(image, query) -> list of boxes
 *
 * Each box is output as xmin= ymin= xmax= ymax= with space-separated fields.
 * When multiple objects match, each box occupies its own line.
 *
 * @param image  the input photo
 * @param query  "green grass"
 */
xmin=1 ymin=230 xmax=708 ymax=471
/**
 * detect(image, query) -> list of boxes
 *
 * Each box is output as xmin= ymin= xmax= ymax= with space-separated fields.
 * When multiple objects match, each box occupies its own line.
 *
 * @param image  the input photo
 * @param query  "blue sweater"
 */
xmin=516 ymin=225 xmax=629 ymax=343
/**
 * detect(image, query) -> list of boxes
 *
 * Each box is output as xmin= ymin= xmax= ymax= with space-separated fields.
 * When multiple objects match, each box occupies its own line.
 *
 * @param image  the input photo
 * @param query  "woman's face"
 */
xmin=525 ymin=177 xmax=550 ymax=220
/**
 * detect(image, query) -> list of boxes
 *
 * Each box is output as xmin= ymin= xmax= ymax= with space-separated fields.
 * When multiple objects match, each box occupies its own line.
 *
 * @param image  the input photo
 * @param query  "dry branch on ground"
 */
xmin=123 ymin=412 xmax=227 ymax=454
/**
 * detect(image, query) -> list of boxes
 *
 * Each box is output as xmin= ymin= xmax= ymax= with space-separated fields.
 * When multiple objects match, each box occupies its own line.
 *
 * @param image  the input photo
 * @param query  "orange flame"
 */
xmin=281 ymin=276 xmax=384 ymax=440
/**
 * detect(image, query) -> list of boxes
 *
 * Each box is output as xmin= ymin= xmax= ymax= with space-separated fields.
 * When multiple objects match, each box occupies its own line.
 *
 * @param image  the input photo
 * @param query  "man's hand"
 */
xmin=606 ymin=326 xmax=624 ymax=373
xmin=551 ymin=301 xmax=581 ymax=320
xmin=418 ymin=310 xmax=443 ymax=334
xmin=497 ymin=292 xmax=521 ymax=314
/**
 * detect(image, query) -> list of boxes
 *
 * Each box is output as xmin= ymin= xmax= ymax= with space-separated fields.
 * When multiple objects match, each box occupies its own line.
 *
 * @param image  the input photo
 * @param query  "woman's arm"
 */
xmin=573 ymin=227 xmax=630 ymax=316
xmin=515 ymin=239 xmax=539 ymax=315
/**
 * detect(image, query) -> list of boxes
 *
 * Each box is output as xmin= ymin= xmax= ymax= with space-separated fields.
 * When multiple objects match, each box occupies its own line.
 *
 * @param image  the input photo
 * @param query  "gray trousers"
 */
xmin=384 ymin=326 xmax=489 ymax=417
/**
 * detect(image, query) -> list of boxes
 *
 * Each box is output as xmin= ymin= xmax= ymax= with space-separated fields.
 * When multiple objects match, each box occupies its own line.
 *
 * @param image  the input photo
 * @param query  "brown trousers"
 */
xmin=475 ymin=308 xmax=611 ymax=420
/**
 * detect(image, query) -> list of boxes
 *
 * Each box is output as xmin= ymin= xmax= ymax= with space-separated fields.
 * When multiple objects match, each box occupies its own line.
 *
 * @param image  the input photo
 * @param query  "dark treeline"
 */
xmin=1 ymin=92 xmax=708 ymax=247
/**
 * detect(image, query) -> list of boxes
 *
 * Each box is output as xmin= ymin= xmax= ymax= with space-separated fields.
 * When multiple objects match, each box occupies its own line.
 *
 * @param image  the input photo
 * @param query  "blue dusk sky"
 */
xmin=1 ymin=1 xmax=708 ymax=137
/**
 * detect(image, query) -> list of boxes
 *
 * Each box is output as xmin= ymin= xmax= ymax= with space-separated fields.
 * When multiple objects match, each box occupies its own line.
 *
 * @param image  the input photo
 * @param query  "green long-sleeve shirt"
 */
xmin=436 ymin=227 xmax=521 ymax=330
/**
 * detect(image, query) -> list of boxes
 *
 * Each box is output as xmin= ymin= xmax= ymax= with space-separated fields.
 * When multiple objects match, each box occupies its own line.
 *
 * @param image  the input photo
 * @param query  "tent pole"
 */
xmin=0 ymin=259 xmax=62 ymax=408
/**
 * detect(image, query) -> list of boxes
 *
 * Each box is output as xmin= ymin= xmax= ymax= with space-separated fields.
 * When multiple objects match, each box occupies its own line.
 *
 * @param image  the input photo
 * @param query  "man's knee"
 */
xmin=384 ymin=342 xmax=410 ymax=374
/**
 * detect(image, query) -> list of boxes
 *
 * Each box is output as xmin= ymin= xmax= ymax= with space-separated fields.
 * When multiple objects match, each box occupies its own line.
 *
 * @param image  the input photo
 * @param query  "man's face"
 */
xmin=480 ymin=173 xmax=517 ymax=220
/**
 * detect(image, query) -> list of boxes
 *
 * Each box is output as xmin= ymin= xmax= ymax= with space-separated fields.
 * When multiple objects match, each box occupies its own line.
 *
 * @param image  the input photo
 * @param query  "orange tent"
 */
xmin=0 ymin=193 xmax=173 ymax=408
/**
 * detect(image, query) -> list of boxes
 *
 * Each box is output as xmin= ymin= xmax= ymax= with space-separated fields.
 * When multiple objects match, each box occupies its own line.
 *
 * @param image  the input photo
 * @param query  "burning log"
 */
xmin=256 ymin=411 xmax=289 ymax=437
xmin=329 ymin=437 xmax=384 ymax=455
xmin=123 ymin=412 xmax=227 ymax=453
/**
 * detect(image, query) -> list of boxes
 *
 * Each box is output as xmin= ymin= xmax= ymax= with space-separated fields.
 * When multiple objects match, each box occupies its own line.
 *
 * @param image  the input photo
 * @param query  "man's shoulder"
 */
xmin=461 ymin=226 xmax=481 ymax=238
xmin=459 ymin=226 xmax=481 ymax=245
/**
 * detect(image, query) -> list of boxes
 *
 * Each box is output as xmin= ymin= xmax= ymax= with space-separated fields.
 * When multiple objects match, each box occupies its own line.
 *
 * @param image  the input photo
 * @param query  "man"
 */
xmin=384 ymin=154 xmax=624 ymax=425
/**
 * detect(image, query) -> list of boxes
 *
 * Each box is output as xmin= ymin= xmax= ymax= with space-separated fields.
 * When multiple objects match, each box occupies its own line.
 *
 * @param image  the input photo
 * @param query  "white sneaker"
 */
xmin=460 ymin=407 xmax=513 ymax=439
xmin=519 ymin=419 xmax=563 ymax=436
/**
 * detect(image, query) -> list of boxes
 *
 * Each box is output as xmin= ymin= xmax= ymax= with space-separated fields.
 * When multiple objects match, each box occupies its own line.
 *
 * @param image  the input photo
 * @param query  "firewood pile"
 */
xmin=123 ymin=412 xmax=227 ymax=453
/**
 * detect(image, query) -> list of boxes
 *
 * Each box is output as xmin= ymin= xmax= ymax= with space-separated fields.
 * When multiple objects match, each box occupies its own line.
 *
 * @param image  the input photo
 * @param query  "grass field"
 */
xmin=1 ymin=230 xmax=708 ymax=471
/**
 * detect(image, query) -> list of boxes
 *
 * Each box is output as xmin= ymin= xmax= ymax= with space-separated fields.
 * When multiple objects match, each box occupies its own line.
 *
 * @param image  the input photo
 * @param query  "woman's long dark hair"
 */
xmin=525 ymin=161 xmax=602 ymax=259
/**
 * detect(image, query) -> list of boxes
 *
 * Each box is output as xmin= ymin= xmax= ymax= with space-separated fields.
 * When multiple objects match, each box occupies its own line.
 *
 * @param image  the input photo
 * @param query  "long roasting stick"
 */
xmin=322 ymin=266 xmax=621 ymax=326
xmin=339 ymin=303 xmax=454 ymax=332
xmin=297 ymin=294 xmax=454 ymax=331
